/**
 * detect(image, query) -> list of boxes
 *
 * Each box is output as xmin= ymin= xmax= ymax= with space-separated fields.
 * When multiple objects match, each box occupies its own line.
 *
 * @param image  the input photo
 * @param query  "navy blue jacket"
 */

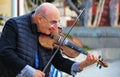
xmin=0 ymin=12 xmax=75 ymax=77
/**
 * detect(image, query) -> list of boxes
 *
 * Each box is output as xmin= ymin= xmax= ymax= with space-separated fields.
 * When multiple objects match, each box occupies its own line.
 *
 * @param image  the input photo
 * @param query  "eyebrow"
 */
xmin=41 ymin=14 xmax=60 ymax=25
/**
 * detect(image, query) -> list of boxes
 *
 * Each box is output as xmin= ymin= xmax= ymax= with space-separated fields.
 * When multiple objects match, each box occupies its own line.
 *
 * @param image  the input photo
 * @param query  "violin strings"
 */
xmin=43 ymin=8 xmax=86 ymax=73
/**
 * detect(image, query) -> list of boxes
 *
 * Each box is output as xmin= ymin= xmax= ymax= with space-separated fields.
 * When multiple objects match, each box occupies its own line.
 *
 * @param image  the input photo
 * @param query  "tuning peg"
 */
xmin=99 ymin=65 xmax=102 ymax=69
xmin=98 ymin=55 xmax=101 ymax=59
xmin=97 ymin=55 xmax=101 ymax=67
xmin=97 ymin=58 xmax=99 ymax=67
xmin=96 ymin=63 xmax=99 ymax=67
xmin=97 ymin=55 xmax=103 ymax=69
xmin=99 ymin=59 xmax=103 ymax=69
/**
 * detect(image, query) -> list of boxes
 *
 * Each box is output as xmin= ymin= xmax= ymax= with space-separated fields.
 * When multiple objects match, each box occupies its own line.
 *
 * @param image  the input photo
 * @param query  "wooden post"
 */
xmin=93 ymin=0 xmax=105 ymax=27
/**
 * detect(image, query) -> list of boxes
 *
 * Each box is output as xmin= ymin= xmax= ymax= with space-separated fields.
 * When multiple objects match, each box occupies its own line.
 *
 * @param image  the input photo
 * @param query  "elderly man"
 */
xmin=0 ymin=3 xmax=97 ymax=77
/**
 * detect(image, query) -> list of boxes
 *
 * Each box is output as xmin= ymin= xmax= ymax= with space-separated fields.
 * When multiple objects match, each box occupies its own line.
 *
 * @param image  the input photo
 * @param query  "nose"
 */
xmin=50 ymin=24 xmax=58 ymax=34
xmin=51 ymin=23 xmax=58 ymax=30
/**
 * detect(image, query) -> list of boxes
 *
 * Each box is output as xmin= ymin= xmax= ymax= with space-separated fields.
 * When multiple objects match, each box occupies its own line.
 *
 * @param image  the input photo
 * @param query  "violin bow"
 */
xmin=43 ymin=8 xmax=86 ymax=73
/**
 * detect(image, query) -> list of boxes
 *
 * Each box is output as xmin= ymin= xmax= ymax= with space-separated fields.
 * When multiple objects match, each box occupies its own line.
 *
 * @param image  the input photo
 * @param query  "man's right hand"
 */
xmin=34 ymin=70 xmax=45 ymax=77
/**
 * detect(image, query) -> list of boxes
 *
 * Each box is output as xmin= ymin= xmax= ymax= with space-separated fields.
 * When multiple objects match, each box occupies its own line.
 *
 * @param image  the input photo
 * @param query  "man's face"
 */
xmin=37 ymin=13 xmax=60 ymax=35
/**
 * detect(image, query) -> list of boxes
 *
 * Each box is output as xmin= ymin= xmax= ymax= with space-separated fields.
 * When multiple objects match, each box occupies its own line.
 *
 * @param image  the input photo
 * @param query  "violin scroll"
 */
xmin=97 ymin=55 xmax=108 ymax=69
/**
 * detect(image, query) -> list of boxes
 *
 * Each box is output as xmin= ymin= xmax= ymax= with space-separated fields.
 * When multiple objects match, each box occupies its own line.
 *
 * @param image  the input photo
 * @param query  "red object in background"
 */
xmin=104 ymin=5 xmax=109 ymax=10
xmin=101 ymin=18 xmax=107 ymax=23
xmin=119 ymin=1 xmax=120 ymax=14
xmin=100 ymin=18 xmax=108 ymax=26
xmin=67 ymin=19 xmax=78 ymax=26
xmin=106 ymin=0 xmax=110 ymax=3
xmin=102 ymin=10 xmax=108 ymax=17
xmin=92 ymin=5 xmax=97 ymax=15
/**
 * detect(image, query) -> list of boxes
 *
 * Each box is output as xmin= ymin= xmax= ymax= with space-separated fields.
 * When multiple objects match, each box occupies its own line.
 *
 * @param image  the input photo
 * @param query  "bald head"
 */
xmin=35 ymin=3 xmax=60 ymax=17
xmin=33 ymin=3 xmax=60 ymax=35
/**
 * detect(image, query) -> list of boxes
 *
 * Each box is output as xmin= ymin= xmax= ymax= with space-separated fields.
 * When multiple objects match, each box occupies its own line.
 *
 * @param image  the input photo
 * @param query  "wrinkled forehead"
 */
xmin=40 ymin=3 xmax=60 ymax=21
xmin=45 ymin=8 xmax=60 ymax=21
xmin=43 ymin=12 xmax=60 ymax=25
xmin=40 ymin=3 xmax=60 ymax=15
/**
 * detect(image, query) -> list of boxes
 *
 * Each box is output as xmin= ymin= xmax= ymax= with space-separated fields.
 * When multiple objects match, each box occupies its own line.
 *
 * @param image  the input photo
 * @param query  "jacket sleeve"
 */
xmin=51 ymin=49 xmax=75 ymax=75
xmin=0 ymin=19 xmax=27 ymax=75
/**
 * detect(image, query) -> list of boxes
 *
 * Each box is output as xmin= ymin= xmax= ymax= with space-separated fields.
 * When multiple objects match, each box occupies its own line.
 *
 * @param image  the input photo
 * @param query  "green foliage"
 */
xmin=83 ymin=45 xmax=92 ymax=51
xmin=62 ymin=33 xmax=72 ymax=38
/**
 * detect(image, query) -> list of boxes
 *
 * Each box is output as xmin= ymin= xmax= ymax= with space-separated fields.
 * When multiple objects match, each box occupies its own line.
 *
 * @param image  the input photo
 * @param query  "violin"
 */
xmin=39 ymin=32 xmax=108 ymax=68
xmin=39 ymin=8 xmax=108 ymax=74
xmin=39 ymin=33 xmax=82 ymax=57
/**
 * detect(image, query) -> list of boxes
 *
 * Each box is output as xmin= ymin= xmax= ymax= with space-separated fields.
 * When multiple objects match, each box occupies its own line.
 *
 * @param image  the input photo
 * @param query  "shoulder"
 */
xmin=9 ymin=12 xmax=32 ymax=23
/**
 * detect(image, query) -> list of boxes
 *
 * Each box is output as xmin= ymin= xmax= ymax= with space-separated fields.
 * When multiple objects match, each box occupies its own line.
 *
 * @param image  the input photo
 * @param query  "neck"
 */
xmin=32 ymin=13 xmax=37 ymax=24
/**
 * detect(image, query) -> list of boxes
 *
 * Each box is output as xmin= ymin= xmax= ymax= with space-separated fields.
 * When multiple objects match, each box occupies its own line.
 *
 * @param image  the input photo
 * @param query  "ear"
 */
xmin=36 ymin=13 xmax=44 ymax=24
xmin=37 ymin=13 xmax=43 ymax=20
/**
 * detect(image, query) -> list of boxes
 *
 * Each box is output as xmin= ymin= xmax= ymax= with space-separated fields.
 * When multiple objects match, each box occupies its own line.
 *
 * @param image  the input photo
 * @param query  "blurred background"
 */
xmin=0 ymin=0 xmax=120 ymax=77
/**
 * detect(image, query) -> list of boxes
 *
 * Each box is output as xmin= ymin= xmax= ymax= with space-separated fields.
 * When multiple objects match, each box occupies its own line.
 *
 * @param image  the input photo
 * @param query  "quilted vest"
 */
xmin=15 ymin=12 xmax=53 ymax=77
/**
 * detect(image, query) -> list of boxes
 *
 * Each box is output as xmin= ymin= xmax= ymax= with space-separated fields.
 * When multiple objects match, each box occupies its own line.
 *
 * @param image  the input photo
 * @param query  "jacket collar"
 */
xmin=29 ymin=11 xmax=38 ymax=35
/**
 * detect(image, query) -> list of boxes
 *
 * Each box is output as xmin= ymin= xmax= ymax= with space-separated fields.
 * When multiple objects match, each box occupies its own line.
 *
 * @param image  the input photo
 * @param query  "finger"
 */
xmin=41 ymin=72 xmax=45 ymax=77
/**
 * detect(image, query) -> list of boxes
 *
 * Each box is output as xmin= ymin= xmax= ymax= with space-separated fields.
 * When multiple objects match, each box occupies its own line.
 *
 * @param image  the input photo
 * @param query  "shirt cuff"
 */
xmin=71 ymin=62 xmax=82 ymax=76
xmin=16 ymin=65 xmax=35 ymax=77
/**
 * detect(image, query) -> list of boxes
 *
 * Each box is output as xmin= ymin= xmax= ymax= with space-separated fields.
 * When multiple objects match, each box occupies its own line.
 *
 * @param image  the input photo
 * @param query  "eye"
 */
xmin=50 ymin=21 xmax=60 ymax=26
